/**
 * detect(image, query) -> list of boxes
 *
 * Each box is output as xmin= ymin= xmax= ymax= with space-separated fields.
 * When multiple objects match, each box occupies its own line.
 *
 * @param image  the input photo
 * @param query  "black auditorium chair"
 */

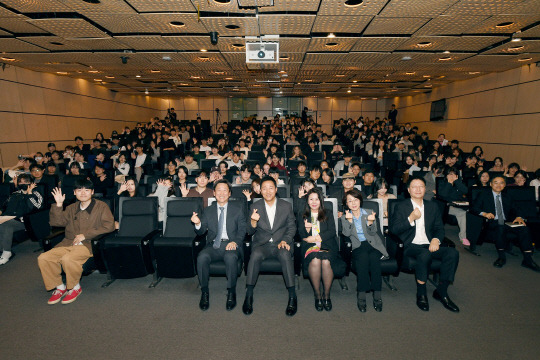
xmin=231 ymin=184 xmax=251 ymax=199
xmin=101 ymin=197 xmax=160 ymax=287
xmin=388 ymin=199 xmax=454 ymax=286
xmin=340 ymin=199 xmax=402 ymax=291
xmin=151 ymin=197 xmax=204 ymax=285
xmin=247 ymin=198 xmax=298 ymax=287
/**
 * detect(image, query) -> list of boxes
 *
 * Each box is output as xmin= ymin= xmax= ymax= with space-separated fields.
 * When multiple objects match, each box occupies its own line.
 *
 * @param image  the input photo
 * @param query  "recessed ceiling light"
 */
xmin=200 ymin=49 xmax=207 ymax=52
xmin=508 ymin=45 xmax=524 ymax=51
xmin=88 ymin=70 xmax=99 ymax=73
xmin=105 ymin=76 xmax=114 ymax=79
xmin=416 ymin=41 xmax=432 ymax=47
xmin=325 ymin=42 xmax=339 ymax=47
xmin=352 ymin=80 xmax=357 ymax=83
xmin=336 ymin=74 xmax=345 ymax=77
xmin=1 ymin=57 xmax=16 ymax=61
xmin=372 ymin=98 xmax=377 ymax=100
xmin=305 ymin=79 xmax=313 ymax=82
xmin=50 ymin=41 xmax=64 ymax=46
xmin=225 ymin=77 xmax=233 ymax=80
xmin=496 ymin=22 xmax=514 ymax=28
xmin=518 ymin=57 xmax=532 ymax=62
xmin=94 ymin=79 xmax=102 ymax=82
xmin=424 ymin=84 xmax=432 ymax=87
xmin=191 ymin=76 xmax=200 ymax=79
xmin=169 ymin=21 xmax=185 ymax=27
xmin=214 ymin=71 xmax=224 ymax=75
xmin=198 ymin=56 xmax=209 ymax=60
xmin=145 ymin=89 xmax=149 ymax=94
xmin=327 ymin=33 xmax=336 ymax=38
xmin=150 ymin=70 xmax=160 ymax=73
xmin=511 ymin=37 xmax=522 ymax=42
xmin=443 ymin=50 xmax=450 ymax=54
xmin=423 ymin=75 xmax=431 ymax=78
xmin=406 ymin=72 xmax=416 ymax=75
xmin=225 ymin=24 xmax=240 ymax=30
xmin=56 ymin=71 xmax=68 ymax=75
xmin=135 ymin=75 xmax=141 ymax=78
xmin=231 ymin=43 xmax=244 ymax=48
xmin=347 ymin=90 xmax=351 ymax=93
xmin=344 ymin=0 xmax=363 ymax=7
xmin=468 ymin=72 xmax=480 ymax=75
xmin=401 ymin=56 xmax=412 ymax=61
xmin=279 ymin=70 xmax=286 ymax=73
xmin=439 ymin=56 xmax=452 ymax=61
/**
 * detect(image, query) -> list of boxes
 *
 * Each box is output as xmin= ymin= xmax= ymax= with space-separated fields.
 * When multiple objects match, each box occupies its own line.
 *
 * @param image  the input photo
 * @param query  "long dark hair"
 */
xmin=302 ymin=188 xmax=327 ymax=223
xmin=371 ymin=177 xmax=390 ymax=198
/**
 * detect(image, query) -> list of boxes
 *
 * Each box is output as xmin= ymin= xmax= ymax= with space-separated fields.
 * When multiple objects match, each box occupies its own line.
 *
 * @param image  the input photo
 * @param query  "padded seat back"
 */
xmin=118 ymin=197 xmax=158 ymax=237
xmin=506 ymin=186 xmax=538 ymax=219
xmin=163 ymin=197 xmax=203 ymax=237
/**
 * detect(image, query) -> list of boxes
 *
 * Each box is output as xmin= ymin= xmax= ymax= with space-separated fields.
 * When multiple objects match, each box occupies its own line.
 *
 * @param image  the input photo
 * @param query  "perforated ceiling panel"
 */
xmin=28 ymin=18 xmax=108 ymax=38
xmin=363 ymin=17 xmax=430 ymax=35
xmin=1 ymin=0 xmax=538 ymax=97
xmin=311 ymin=15 xmax=373 ymax=34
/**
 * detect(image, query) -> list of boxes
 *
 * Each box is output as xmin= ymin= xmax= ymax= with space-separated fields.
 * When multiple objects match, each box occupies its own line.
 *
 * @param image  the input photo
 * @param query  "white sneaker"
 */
xmin=0 ymin=251 xmax=12 ymax=265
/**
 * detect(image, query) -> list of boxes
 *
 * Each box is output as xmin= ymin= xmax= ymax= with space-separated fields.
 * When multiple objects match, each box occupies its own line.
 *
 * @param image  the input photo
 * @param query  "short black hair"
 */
xmin=260 ymin=175 xmax=277 ymax=188
xmin=240 ymin=164 xmax=251 ymax=172
xmin=269 ymin=167 xmax=279 ymax=174
xmin=407 ymin=176 xmax=426 ymax=188
xmin=74 ymin=136 xmax=83 ymax=141
xmin=74 ymin=178 xmax=94 ymax=190
xmin=213 ymin=179 xmax=232 ymax=192
xmin=30 ymin=163 xmax=44 ymax=171
xmin=18 ymin=173 xmax=33 ymax=184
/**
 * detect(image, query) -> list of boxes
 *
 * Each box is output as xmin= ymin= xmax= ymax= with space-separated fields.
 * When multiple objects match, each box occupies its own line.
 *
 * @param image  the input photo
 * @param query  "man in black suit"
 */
xmin=243 ymin=176 xmax=297 ymax=316
xmin=390 ymin=177 xmax=460 ymax=312
xmin=471 ymin=176 xmax=539 ymax=272
xmin=388 ymin=104 xmax=398 ymax=126
xmin=191 ymin=180 xmax=247 ymax=311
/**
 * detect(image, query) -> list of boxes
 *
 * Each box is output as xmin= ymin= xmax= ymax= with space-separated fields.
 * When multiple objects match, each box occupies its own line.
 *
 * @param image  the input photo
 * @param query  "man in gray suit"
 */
xmin=243 ymin=176 xmax=297 ymax=316
xmin=192 ymin=180 xmax=247 ymax=311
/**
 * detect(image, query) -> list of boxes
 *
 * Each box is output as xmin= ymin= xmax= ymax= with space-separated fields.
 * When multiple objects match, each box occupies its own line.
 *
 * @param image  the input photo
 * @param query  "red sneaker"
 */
xmin=47 ymin=289 xmax=67 ymax=305
xmin=61 ymin=288 xmax=82 ymax=304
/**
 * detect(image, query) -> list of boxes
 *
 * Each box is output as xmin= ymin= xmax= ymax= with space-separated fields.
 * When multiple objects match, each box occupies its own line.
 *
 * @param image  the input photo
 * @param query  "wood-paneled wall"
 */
xmin=392 ymin=65 xmax=540 ymax=170
xmin=0 ymin=66 xmax=167 ymax=167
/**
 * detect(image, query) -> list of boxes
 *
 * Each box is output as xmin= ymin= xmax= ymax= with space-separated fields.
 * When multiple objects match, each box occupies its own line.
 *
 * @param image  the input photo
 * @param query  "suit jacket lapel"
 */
xmin=258 ymin=200 xmax=271 ymax=230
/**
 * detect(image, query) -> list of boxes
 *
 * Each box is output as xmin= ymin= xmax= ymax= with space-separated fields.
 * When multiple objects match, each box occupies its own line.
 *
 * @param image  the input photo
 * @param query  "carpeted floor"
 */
xmin=1 ymin=225 xmax=539 ymax=360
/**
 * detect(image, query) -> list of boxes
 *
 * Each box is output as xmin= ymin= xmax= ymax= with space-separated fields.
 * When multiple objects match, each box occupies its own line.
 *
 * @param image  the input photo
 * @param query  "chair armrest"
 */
xmin=91 ymin=231 xmax=114 ymax=274
xmin=42 ymin=229 xmax=66 ymax=252
xmin=441 ymin=237 xmax=455 ymax=248
xmin=339 ymin=234 xmax=353 ymax=276
xmin=142 ymin=229 xmax=162 ymax=246
xmin=386 ymin=232 xmax=404 ymax=270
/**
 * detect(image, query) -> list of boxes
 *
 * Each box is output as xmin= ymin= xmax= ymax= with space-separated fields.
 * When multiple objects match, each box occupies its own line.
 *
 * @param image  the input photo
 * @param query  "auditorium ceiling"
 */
xmin=1 ymin=0 xmax=539 ymax=98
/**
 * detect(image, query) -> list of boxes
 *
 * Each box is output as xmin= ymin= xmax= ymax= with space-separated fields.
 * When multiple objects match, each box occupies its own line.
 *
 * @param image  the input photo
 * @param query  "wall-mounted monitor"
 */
xmin=430 ymin=98 xmax=447 ymax=121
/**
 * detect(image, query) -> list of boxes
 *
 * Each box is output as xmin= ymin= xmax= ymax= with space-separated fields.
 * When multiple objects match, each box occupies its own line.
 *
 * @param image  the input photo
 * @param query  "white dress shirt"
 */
xmin=135 ymin=153 xmax=147 ymax=168
xmin=265 ymin=199 xmax=277 ymax=242
xmin=409 ymin=199 xmax=430 ymax=245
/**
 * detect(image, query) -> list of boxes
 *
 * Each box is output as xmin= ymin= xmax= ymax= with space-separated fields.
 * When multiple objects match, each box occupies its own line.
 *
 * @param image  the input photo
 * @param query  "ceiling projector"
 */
xmin=246 ymin=42 xmax=279 ymax=64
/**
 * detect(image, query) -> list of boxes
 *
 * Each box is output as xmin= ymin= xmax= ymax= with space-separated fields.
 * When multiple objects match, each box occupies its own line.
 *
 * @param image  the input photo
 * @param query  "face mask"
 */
xmin=18 ymin=184 xmax=29 ymax=191
xmin=35 ymin=157 xmax=42 ymax=161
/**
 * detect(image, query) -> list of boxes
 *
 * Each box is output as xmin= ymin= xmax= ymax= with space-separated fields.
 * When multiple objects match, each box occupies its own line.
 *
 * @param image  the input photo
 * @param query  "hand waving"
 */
xmin=51 ymin=187 xmax=65 ymax=206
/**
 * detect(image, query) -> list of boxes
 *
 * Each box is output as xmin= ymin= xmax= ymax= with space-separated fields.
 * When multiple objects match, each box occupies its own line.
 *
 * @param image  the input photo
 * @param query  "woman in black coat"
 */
xmin=297 ymin=189 xmax=345 ymax=312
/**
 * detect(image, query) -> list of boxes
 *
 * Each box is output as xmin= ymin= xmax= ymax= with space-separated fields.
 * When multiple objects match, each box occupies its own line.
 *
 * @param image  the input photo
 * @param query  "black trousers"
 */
xmin=404 ymin=244 xmax=459 ymax=283
xmin=246 ymin=243 xmax=295 ymax=288
xmin=197 ymin=242 xmax=241 ymax=289
xmin=352 ymin=241 xmax=382 ymax=292
xmin=485 ymin=222 xmax=533 ymax=252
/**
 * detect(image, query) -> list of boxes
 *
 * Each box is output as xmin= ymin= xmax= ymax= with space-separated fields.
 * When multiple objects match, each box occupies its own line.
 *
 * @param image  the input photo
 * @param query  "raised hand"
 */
xmin=367 ymin=211 xmax=376 ymax=222
xmin=26 ymin=183 xmax=37 ymax=194
xmin=298 ymin=186 xmax=306 ymax=198
xmin=51 ymin=187 xmax=65 ymax=206
xmin=191 ymin=212 xmax=200 ymax=225
xmin=235 ymin=177 xmax=242 ymax=184
xmin=242 ymin=189 xmax=252 ymax=201
xmin=118 ymin=181 xmax=128 ymax=194
xmin=251 ymin=209 xmax=260 ymax=222
xmin=180 ymin=183 xmax=189 ymax=197
xmin=304 ymin=218 xmax=313 ymax=232
xmin=345 ymin=210 xmax=353 ymax=223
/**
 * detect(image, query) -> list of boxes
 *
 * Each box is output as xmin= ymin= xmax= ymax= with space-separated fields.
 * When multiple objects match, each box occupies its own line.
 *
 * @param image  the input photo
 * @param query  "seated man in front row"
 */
xmin=471 ymin=176 xmax=539 ymax=272
xmin=243 ymin=176 xmax=297 ymax=316
xmin=390 ymin=177 xmax=460 ymax=313
xmin=191 ymin=179 xmax=247 ymax=311
xmin=37 ymin=179 xmax=115 ymax=305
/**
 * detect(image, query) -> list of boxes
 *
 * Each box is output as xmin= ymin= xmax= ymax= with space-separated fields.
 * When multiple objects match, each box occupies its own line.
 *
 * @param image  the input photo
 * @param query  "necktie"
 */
xmin=495 ymin=195 xmax=504 ymax=225
xmin=214 ymin=207 xmax=225 ymax=249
